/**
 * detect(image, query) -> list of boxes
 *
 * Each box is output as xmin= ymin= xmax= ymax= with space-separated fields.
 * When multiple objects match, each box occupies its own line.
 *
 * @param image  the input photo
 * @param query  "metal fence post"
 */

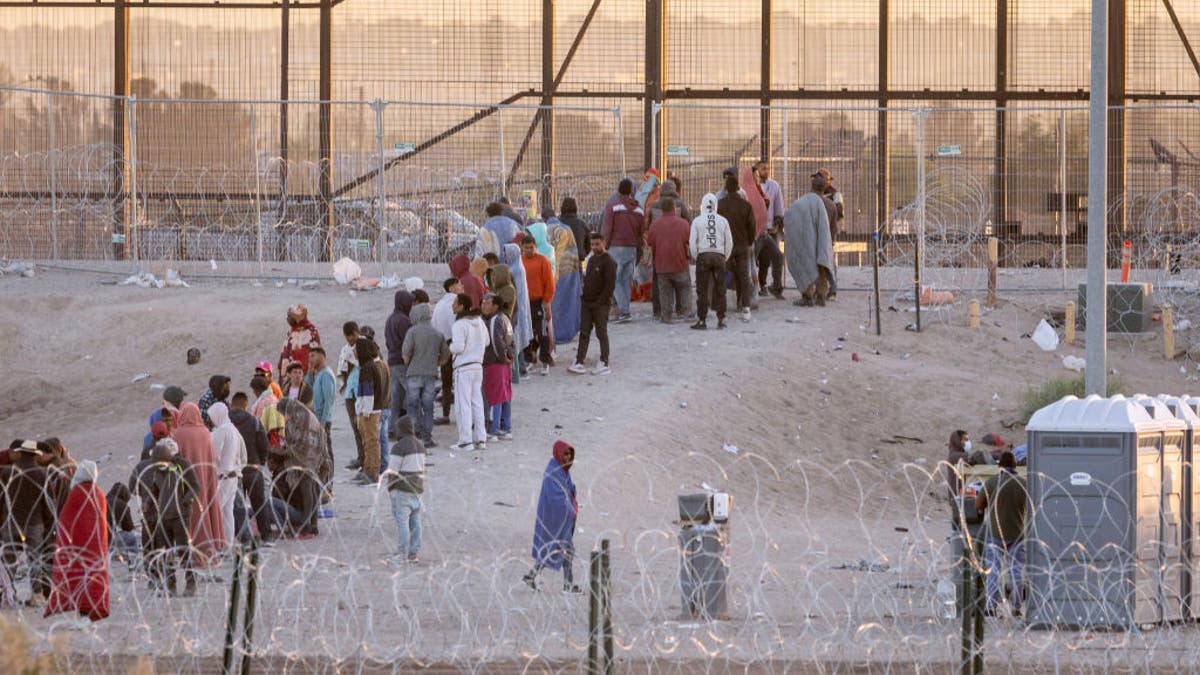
xmin=47 ymin=91 xmax=59 ymax=260
xmin=250 ymin=102 xmax=264 ymax=276
xmin=651 ymin=102 xmax=659 ymax=172
xmin=1060 ymin=108 xmax=1068 ymax=290
xmin=240 ymin=538 xmax=260 ymax=675
xmin=371 ymin=99 xmax=388 ymax=274
xmin=614 ymin=107 xmax=627 ymax=179
xmin=128 ymin=94 xmax=140 ymax=269
xmin=781 ymin=108 xmax=789 ymax=203
xmin=221 ymin=544 xmax=245 ymax=675
xmin=914 ymin=107 xmax=926 ymax=332
xmin=498 ymin=107 xmax=506 ymax=197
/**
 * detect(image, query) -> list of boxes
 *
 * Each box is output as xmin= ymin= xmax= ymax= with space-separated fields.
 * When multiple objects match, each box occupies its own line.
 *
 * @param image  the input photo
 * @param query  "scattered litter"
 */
xmin=894 ymin=527 xmax=909 ymax=533
xmin=722 ymin=443 xmax=739 ymax=455
xmin=352 ymin=277 xmax=381 ymax=291
xmin=914 ymin=457 xmax=927 ymax=464
xmin=186 ymin=347 xmax=201 ymax=365
xmin=119 ymin=273 xmax=165 ymax=289
xmin=920 ymin=286 xmax=956 ymax=306
xmin=594 ymin=416 xmax=604 ymax=421
xmin=403 ymin=276 xmax=425 ymax=292
xmin=992 ymin=393 xmax=1000 ymax=401
xmin=820 ymin=378 xmax=829 ymax=385
xmin=899 ymin=353 xmax=911 ymax=360
xmin=851 ymin=352 xmax=859 ymax=362
xmin=1177 ymin=319 xmax=1193 ymax=331
xmin=274 ymin=281 xmax=285 ymax=288
xmin=679 ymin=401 xmax=688 ymax=408
xmin=300 ymin=280 xmax=320 ymax=290
xmin=379 ymin=275 xmax=403 ymax=289
xmin=83 ymin=354 xmax=92 ymax=360
xmin=287 ymin=278 xmax=298 ymax=285
xmin=252 ymin=281 xmax=263 ymax=287
xmin=1182 ymin=366 xmax=1189 ymax=375
xmin=493 ymin=501 xmax=516 ymax=508
xmin=834 ymin=344 xmax=844 ymax=351
xmin=700 ymin=482 xmax=714 ymax=492
xmin=163 ymin=268 xmax=188 ymax=287
xmin=905 ymin=323 xmax=918 ymax=332
xmin=1031 ymin=319 xmax=1059 ymax=351
xmin=834 ymin=559 xmax=891 ymax=573
xmin=786 ymin=317 xmax=804 ymax=323
xmin=149 ymin=384 xmax=165 ymax=390
xmin=332 ymin=257 xmax=363 ymax=284
xmin=0 ymin=260 xmax=35 ymax=277
xmin=819 ymin=389 xmax=832 ymax=396
xmin=837 ymin=337 xmax=846 ymax=342
xmin=1062 ymin=355 xmax=1086 ymax=372
xmin=131 ymin=373 xmax=151 ymax=383
xmin=210 ymin=259 xmax=218 ymax=271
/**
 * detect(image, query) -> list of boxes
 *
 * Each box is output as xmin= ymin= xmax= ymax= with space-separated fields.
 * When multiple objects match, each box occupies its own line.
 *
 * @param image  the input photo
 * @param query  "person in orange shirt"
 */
xmin=520 ymin=233 xmax=556 ymax=375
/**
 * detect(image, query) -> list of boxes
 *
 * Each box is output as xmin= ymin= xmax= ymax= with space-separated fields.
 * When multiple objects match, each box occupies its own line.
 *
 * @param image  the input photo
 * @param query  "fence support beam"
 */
xmin=1107 ymin=0 xmax=1127 ymax=241
xmin=994 ymin=0 xmax=1009 ymax=245
xmin=318 ymin=0 xmax=334 ymax=262
xmin=874 ymin=0 xmax=888 ymax=336
xmin=540 ymin=0 xmax=555 ymax=208
xmin=1085 ymin=0 xmax=1109 ymax=397
xmin=111 ymin=0 xmax=131 ymax=261
xmin=644 ymin=0 xmax=663 ymax=170
xmin=279 ymin=0 xmax=290 ymax=214
xmin=759 ymin=0 xmax=771 ymax=161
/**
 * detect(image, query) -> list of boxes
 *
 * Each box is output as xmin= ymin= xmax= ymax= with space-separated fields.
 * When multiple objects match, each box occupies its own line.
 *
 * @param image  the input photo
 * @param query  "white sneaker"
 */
xmin=474 ymin=442 xmax=488 ymax=451
xmin=450 ymin=442 xmax=474 ymax=451
xmin=487 ymin=434 xmax=500 ymax=442
xmin=591 ymin=362 xmax=611 ymax=376
xmin=540 ymin=363 xmax=550 ymax=376
xmin=499 ymin=431 xmax=514 ymax=441
xmin=567 ymin=362 xmax=588 ymax=375
xmin=741 ymin=308 xmax=751 ymax=322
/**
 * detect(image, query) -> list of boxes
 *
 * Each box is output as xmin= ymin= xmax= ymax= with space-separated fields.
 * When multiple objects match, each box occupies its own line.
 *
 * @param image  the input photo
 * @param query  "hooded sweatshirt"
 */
xmin=450 ymin=254 xmax=486 ymax=309
xmin=402 ymin=304 xmax=451 ymax=379
xmin=385 ymin=290 xmax=415 ymax=367
xmin=489 ymin=264 xmax=517 ymax=319
xmin=647 ymin=208 xmax=692 ymax=274
xmin=718 ymin=190 xmax=756 ymax=248
xmin=450 ymin=308 xmax=490 ymax=371
xmin=208 ymin=402 xmax=247 ymax=477
xmin=602 ymin=193 xmax=645 ymax=248
xmin=690 ymin=193 xmax=734 ymax=259
xmin=649 ymin=180 xmax=691 ymax=223
xmin=228 ymin=405 xmax=269 ymax=466
xmin=385 ymin=416 xmax=426 ymax=494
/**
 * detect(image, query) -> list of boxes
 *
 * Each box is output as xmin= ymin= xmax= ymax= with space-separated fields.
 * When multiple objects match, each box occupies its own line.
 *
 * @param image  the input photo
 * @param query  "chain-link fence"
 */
xmin=0 ymin=86 xmax=626 ymax=269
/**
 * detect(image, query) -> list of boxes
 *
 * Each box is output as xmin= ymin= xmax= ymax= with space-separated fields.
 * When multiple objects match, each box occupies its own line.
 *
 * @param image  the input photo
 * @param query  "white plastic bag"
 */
xmin=331 ymin=257 xmax=362 ymax=285
xmin=1031 ymin=319 xmax=1059 ymax=351
xmin=1062 ymin=355 xmax=1086 ymax=372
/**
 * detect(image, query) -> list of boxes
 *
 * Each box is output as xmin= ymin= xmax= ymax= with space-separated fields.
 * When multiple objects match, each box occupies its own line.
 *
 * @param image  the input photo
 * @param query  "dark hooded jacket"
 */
xmin=559 ymin=198 xmax=590 ymax=262
xmin=718 ymin=192 xmax=756 ymax=249
xmin=385 ymin=416 xmax=426 ymax=494
xmin=229 ymin=406 xmax=270 ymax=466
xmin=650 ymin=180 xmax=691 ymax=223
xmin=489 ymin=264 xmax=517 ymax=320
xmin=450 ymin=254 xmax=486 ymax=309
xmin=385 ymin=290 xmax=415 ymax=367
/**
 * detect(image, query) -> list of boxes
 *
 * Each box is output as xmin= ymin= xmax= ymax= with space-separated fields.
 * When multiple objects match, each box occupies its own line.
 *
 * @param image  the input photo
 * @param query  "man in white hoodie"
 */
xmin=449 ymin=293 xmax=491 ymax=451
xmin=208 ymin=402 xmax=247 ymax=549
xmin=689 ymin=193 xmax=734 ymax=330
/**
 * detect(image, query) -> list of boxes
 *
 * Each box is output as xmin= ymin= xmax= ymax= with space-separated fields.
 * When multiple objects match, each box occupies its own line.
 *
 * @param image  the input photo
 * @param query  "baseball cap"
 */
xmin=255 ymin=361 xmax=273 ymax=374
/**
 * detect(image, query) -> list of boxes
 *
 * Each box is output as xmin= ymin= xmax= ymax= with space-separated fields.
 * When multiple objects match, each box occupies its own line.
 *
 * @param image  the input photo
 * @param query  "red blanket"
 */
xmin=45 ymin=482 xmax=110 ymax=621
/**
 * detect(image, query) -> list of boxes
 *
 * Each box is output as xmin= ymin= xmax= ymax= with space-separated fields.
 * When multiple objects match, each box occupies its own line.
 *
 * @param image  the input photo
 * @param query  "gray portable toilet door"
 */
xmin=1135 ymin=433 xmax=1164 ymax=626
xmin=1163 ymin=431 xmax=1186 ymax=622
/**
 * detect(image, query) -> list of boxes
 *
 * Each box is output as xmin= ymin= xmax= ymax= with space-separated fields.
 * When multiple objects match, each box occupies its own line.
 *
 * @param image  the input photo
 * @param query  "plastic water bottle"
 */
xmin=936 ymin=578 xmax=957 ymax=619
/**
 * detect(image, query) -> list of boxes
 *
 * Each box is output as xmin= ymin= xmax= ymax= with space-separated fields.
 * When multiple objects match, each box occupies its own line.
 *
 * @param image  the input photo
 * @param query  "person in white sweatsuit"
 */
xmin=449 ymin=293 xmax=491 ymax=450
xmin=208 ymin=402 xmax=247 ymax=549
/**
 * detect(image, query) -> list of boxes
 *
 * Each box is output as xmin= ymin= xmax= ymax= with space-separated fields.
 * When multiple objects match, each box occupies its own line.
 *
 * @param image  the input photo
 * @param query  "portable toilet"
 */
xmin=1162 ymin=394 xmax=1200 ymax=619
xmin=1026 ymin=394 xmax=1184 ymax=629
xmin=1130 ymin=395 xmax=1187 ymax=623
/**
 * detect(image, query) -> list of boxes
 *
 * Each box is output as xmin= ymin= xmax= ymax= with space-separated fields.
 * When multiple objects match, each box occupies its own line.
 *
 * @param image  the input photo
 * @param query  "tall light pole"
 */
xmin=1085 ymin=0 xmax=1109 ymax=396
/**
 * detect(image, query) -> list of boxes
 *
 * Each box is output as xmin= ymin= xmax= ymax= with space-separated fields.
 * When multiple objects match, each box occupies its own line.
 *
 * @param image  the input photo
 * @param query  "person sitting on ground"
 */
xmin=7 ymin=440 xmax=56 ymax=607
xmin=273 ymin=398 xmax=327 ymax=540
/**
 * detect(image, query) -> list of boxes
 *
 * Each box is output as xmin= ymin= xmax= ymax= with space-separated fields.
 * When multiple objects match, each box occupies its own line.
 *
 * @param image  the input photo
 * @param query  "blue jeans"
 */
xmin=984 ymin=537 xmax=1025 ymax=611
xmin=489 ymin=401 xmax=511 ymax=434
xmin=389 ymin=364 xmax=407 ymax=428
xmin=405 ymin=375 xmax=437 ymax=442
xmin=610 ymin=246 xmax=637 ymax=315
xmin=269 ymin=497 xmax=304 ymax=532
xmin=388 ymin=490 xmax=422 ymax=557
xmin=378 ymin=410 xmax=391 ymax=471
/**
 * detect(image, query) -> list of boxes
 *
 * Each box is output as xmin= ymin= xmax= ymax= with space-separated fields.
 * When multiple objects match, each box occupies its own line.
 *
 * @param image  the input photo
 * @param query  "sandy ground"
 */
xmin=1 ymin=262 xmax=1198 ymax=672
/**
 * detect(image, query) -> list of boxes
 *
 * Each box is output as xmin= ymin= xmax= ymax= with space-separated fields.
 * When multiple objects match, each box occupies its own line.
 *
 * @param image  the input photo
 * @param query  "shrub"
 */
xmin=1019 ymin=374 xmax=1124 ymax=423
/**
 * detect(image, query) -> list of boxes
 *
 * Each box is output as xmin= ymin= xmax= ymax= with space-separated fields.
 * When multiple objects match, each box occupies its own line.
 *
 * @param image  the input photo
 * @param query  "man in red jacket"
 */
xmin=646 ymin=197 xmax=694 ymax=324
xmin=601 ymin=178 xmax=645 ymax=323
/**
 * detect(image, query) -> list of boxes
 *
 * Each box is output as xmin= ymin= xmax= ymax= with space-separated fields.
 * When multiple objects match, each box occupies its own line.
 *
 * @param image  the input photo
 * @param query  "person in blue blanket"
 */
xmin=523 ymin=440 xmax=582 ymax=593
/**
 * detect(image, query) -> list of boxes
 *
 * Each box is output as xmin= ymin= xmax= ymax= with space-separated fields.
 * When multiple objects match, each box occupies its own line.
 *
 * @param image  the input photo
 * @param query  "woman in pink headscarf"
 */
xmin=172 ymin=402 xmax=225 ymax=567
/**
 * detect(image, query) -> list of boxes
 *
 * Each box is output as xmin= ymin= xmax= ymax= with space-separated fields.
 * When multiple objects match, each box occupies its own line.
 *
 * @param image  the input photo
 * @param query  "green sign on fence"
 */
xmin=936 ymin=145 xmax=962 ymax=156
xmin=666 ymin=145 xmax=690 ymax=157
xmin=394 ymin=142 xmax=415 ymax=153
xmin=348 ymin=239 xmax=371 ymax=250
